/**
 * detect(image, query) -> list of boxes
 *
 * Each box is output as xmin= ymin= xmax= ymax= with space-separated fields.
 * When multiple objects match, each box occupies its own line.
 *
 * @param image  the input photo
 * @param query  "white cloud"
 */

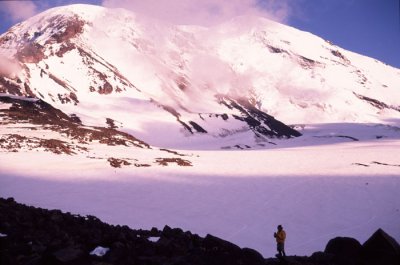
xmin=102 ymin=0 xmax=291 ymax=25
xmin=0 ymin=53 xmax=22 ymax=78
xmin=0 ymin=1 xmax=39 ymax=22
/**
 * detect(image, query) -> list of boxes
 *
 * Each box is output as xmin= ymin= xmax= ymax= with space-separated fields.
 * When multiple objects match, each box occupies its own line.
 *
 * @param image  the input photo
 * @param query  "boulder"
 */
xmin=203 ymin=234 xmax=242 ymax=253
xmin=241 ymin=247 xmax=265 ymax=265
xmin=361 ymin=228 xmax=400 ymax=265
xmin=324 ymin=236 xmax=361 ymax=265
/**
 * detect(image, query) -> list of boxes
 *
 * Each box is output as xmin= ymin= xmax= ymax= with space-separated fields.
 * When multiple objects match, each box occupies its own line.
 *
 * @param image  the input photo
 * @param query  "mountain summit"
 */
xmin=1 ymin=4 xmax=399 ymax=149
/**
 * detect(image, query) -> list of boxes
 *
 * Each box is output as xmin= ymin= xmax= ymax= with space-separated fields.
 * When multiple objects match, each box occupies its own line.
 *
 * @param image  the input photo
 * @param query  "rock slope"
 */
xmin=0 ymin=94 xmax=192 ymax=168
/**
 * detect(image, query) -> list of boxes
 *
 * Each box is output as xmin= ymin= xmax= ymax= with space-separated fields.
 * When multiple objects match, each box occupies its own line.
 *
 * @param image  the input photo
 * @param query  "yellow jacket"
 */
xmin=275 ymin=230 xmax=286 ymax=243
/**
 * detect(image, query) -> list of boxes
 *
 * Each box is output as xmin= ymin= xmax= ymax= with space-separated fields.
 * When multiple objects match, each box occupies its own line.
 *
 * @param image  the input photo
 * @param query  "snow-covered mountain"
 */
xmin=1 ymin=4 xmax=399 ymax=151
xmin=1 ymin=4 xmax=400 ymax=258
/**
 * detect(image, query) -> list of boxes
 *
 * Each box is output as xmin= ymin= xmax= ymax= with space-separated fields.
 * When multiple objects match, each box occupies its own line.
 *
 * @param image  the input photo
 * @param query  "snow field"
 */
xmin=1 ymin=135 xmax=399 ymax=258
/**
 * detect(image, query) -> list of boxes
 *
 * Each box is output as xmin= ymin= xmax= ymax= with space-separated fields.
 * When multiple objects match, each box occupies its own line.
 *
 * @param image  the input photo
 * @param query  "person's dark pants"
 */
xmin=277 ymin=242 xmax=286 ymax=257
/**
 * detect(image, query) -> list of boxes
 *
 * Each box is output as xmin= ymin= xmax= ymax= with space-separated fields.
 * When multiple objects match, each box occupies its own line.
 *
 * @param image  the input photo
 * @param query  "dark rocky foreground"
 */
xmin=0 ymin=197 xmax=399 ymax=265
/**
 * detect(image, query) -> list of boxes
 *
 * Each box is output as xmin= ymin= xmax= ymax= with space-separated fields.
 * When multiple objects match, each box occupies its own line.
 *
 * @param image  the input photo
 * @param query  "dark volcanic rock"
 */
xmin=16 ymin=43 xmax=45 ymax=63
xmin=0 ymin=197 xmax=265 ymax=265
xmin=361 ymin=228 xmax=400 ymax=265
xmin=325 ymin=237 xmax=361 ymax=265
xmin=52 ymin=246 xmax=85 ymax=263
xmin=0 ymin=95 xmax=150 ymax=152
xmin=2 ymin=197 xmax=400 ymax=265
xmin=241 ymin=247 xmax=266 ymax=265
xmin=216 ymin=95 xmax=302 ymax=138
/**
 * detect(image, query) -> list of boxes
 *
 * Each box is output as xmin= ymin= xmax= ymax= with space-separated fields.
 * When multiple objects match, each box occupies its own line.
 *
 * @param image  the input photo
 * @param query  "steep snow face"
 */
xmin=209 ymin=16 xmax=400 ymax=124
xmin=0 ymin=4 xmax=399 ymax=148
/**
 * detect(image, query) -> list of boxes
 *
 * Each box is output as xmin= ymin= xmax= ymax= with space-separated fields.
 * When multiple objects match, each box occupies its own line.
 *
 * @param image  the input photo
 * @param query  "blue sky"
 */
xmin=288 ymin=0 xmax=400 ymax=68
xmin=0 ymin=0 xmax=399 ymax=68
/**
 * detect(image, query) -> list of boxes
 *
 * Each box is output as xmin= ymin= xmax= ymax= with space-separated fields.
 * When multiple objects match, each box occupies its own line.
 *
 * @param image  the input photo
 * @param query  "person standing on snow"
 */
xmin=274 ymin=225 xmax=286 ymax=257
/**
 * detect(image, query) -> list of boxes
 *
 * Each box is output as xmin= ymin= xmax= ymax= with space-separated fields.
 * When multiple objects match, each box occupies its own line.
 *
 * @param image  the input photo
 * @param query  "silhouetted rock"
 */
xmin=325 ymin=237 xmax=361 ymax=265
xmin=361 ymin=228 xmax=400 ymax=265
xmin=2 ymin=197 xmax=400 ymax=265
xmin=241 ymin=247 xmax=266 ymax=265
xmin=0 ymin=197 xmax=267 ymax=265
